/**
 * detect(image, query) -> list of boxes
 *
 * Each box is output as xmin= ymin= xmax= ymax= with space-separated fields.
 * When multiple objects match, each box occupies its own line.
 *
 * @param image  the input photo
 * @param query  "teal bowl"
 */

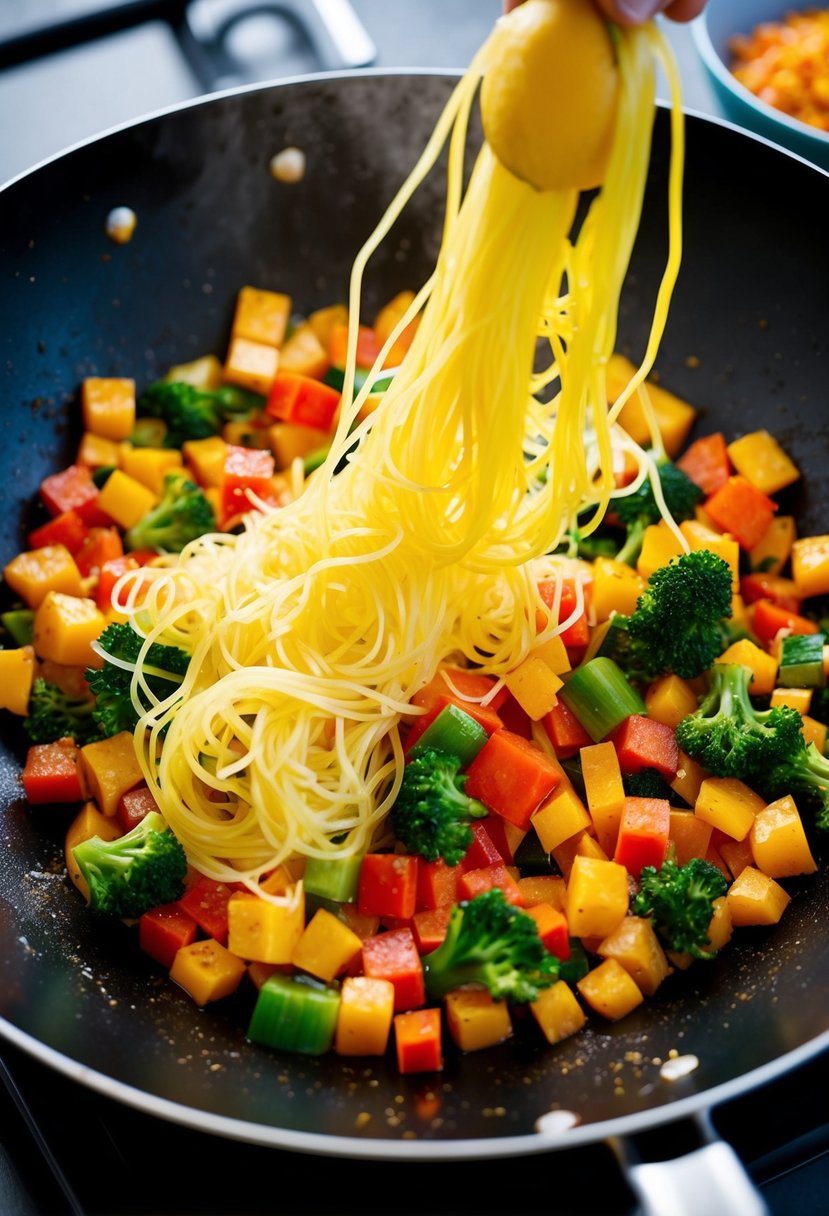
xmin=692 ymin=0 xmax=829 ymax=170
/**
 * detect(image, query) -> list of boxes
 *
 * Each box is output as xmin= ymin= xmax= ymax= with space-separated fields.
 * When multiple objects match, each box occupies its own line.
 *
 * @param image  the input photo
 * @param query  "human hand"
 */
xmin=504 ymin=0 xmax=707 ymax=24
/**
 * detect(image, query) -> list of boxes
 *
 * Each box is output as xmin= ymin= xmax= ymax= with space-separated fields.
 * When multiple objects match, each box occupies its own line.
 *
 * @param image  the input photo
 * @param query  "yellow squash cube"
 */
xmin=445 ymin=988 xmax=513 ymax=1052
xmin=531 ymin=784 xmax=591 ymax=852
xmin=0 ymin=645 xmax=36 ymax=715
xmin=590 ymin=557 xmax=645 ymax=621
xmin=716 ymin=639 xmax=778 ymax=696
xmin=607 ymin=354 xmax=696 ymax=458
xmin=334 ymin=976 xmax=395 ymax=1057
xmin=749 ymin=795 xmax=817 ymax=878
xmin=748 ymin=515 xmax=795 ymax=576
xmin=565 ymin=855 xmax=629 ymax=940
xmin=726 ymin=866 xmax=791 ymax=927
xmin=79 ymin=731 xmax=144 ymax=816
xmin=82 ymin=377 xmax=136 ymax=440
xmin=516 ymin=874 xmax=567 ymax=911
xmin=4 ymin=545 xmax=83 ymax=609
xmin=645 ymin=674 xmax=699 ymax=729
xmin=96 ymin=469 xmax=158 ymax=530
xmin=802 ymin=716 xmax=827 ymax=752
xmin=679 ymin=520 xmax=740 ymax=591
xmin=705 ymin=896 xmax=733 ymax=953
xmin=580 ymin=741 xmax=625 ymax=856
xmin=791 ymin=535 xmax=829 ymax=599
xmin=170 ymin=939 xmax=247 ymax=1005
xmin=65 ymin=801 xmax=123 ymax=901
xmin=695 ymin=776 xmax=765 ymax=842
xmin=770 ymin=687 xmax=812 ymax=715
xmin=164 ymin=354 xmax=223 ymax=390
xmin=223 ymin=336 xmax=280 ymax=395
xmin=533 ymin=633 xmax=571 ymax=676
xmin=277 ymin=322 xmax=330 ymax=379
xmin=267 ymin=422 xmax=330 ymax=470
xmin=227 ymin=889 xmax=305 ymax=964
xmin=119 ymin=446 xmax=183 ymax=496
xmin=670 ymin=750 xmax=707 ymax=807
xmin=231 ymin=286 xmax=291 ymax=347
xmin=504 ymin=655 xmax=562 ymax=720
xmin=34 ymin=592 xmax=106 ymax=667
xmin=726 ymin=430 xmax=800 ymax=496
xmin=530 ymin=980 xmax=587 ymax=1045
xmin=596 ymin=916 xmax=671 ymax=997
xmin=183 ymin=435 xmax=228 ymax=488
xmin=292 ymin=907 xmax=363 ymax=981
xmin=77 ymin=431 xmax=121 ymax=469
xmin=577 ymin=958 xmax=644 ymax=1021
xmin=636 ymin=520 xmax=683 ymax=582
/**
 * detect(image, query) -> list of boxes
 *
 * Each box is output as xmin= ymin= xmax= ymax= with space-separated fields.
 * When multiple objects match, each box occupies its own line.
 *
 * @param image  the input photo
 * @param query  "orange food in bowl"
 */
xmin=729 ymin=9 xmax=829 ymax=132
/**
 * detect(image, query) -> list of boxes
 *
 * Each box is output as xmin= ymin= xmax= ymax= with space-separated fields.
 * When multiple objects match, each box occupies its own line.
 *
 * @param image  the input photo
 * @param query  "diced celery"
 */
xmin=779 ymin=633 xmax=826 ymax=688
xmin=559 ymin=657 xmax=646 ymax=742
xmin=247 ymin=973 xmax=340 ymax=1054
xmin=408 ymin=703 xmax=489 ymax=766
xmin=304 ymin=853 xmax=363 ymax=904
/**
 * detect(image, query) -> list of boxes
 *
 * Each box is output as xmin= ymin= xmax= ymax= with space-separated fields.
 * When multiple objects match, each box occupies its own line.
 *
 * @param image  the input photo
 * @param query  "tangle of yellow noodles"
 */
xmin=117 ymin=21 xmax=686 ymax=896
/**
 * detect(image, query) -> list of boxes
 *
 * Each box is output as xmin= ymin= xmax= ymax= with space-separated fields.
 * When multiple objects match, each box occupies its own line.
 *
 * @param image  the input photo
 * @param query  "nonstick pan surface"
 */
xmin=1 ymin=71 xmax=828 ymax=1158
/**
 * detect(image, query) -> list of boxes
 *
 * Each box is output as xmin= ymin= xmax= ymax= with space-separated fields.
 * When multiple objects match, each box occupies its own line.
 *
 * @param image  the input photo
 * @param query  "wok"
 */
xmin=1 ymin=68 xmax=828 ymax=1210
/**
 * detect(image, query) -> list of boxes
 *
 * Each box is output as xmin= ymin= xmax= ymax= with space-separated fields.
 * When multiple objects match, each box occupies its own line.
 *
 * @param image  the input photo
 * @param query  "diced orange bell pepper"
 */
xmin=465 ymin=729 xmax=562 ymax=829
xmin=704 ymin=476 xmax=778 ymax=551
xmin=394 ymin=1007 xmax=443 ymax=1073
xmin=676 ymin=431 xmax=732 ymax=495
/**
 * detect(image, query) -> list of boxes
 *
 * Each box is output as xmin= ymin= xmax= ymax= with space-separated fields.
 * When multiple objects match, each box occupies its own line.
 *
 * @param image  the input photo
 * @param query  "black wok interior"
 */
xmin=1 ymin=72 xmax=829 ymax=1154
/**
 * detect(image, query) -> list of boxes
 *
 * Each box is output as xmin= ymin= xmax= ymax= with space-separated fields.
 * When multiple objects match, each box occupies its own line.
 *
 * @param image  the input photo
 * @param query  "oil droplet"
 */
xmin=660 ymin=1054 xmax=700 ymax=1082
xmin=105 ymin=206 xmax=137 ymax=244
xmin=535 ymin=1109 xmax=581 ymax=1135
xmin=270 ymin=147 xmax=306 ymax=183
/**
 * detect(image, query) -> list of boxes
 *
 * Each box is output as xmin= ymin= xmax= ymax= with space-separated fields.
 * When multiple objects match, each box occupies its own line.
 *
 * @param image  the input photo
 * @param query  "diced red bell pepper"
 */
xmin=477 ymin=814 xmax=519 ymax=864
xmin=496 ymin=693 xmax=533 ymax=739
xmin=609 ymin=714 xmax=679 ymax=781
xmin=676 ymin=432 xmax=732 ymax=496
xmin=117 ymin=783 xmax=158 ymax=832
xmin=328 ymin=322 xmax=383 ymax=370
xmin=739 ymin=573 xmax=802 ymax=613
xmin=28 ymin=509 xmax=89 ymax=555
xmin=464 ymin=729 xmax=561 ymax=829
xmin=750 ymin=599 xmax=820 ymax=649
xmin=362 ymin=926 xmax=425 ymax=1011
xmin=219 ymin=445 xmax=277 ymax=526
xmin=536 ymin=578 xmax=590 ymax=649
xmin=542 ymin=698 xmax=593 ymax=759
xmin=75 ymin=527 xmax=124 ymax=578
xmin=21 ymin=738 xmax=84 ymax=804
xmin=457 ymin=862 xmax=524 ymax=906
xmin=460 ymin=820 xmax=504 ymax=872
xmin=39 ymin=464 xmax=112 ymax=526
xmin=704 ymin=475 xmax=777 ymax=551
xmin=265 ymin=372 xmax=341 ymax=431
xmin=395 ymin=1007 xmax=443 ymax=1073
xmin=139 ymin=901 xmax=199 ymax=968
xmin=411 ymin=907 xmax=452 ymax=955
xmin=614 ymin=796 xmax=671 ymax=878
xmin=524 ymin=903 xmax=571 ymax=960
xmin=177 ymin=875 xmax=242 ymax=944
xmin=415 ymin=859 xmax=461 ymax=911
xmin=357 ymin=853 xmax=419 ymax=920
xmin=96 ymin=555 xmax=140 ymax=612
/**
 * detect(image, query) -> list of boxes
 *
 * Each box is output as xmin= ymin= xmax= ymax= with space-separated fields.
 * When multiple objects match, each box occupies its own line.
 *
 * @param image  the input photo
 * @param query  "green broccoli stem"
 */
xmin=615 ymin=517 xmax=647 ymax=567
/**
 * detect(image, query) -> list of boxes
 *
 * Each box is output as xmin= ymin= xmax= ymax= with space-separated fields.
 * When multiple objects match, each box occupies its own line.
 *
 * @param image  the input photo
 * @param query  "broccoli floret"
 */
xmin=124 ymin=471 xmax=215 ymax=553
xmin=423 ymin=888 xmax=560 ymax=1003
xmin=25 ymin=677 xmax=100 ymax=745
xmin=72 ymin=811 xmax=187 ymax=918
xmin=632 ymin=857 xmax=728 ymax=959
xmin=86 ymin=622 xmax=190 ymax=738
xmin=600 ymin=549 xmax=733 ymax=682
xmin=138 ymin=381 xmax=262 ymax=448
xmin=614 ymin=459 xmax=702 ymax=566
xmin=763 ymin=741 xmax=829 ymax=831
xmin=676 ymin=663 xmax=804 ymax=781
xmin=391 ymin=748 xmax=488 ymax=866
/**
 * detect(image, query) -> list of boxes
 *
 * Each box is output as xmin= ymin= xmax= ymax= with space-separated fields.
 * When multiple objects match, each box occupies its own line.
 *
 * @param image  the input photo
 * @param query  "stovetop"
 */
xmin=1 ymin=4 xmax=828 ymax=1214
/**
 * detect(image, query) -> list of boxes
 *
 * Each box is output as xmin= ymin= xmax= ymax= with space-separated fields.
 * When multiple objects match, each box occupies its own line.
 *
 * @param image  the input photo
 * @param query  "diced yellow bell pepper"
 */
xmin=532 ymin=633 xmax=571 ymax=676
xmin=530 ymin=979 xmax=587 ymax=1044
xmin=4 ymin=544 xmax=83 ymax=609
xmin=695 ymin=776 xmax=765 ymax=842
xmin=164 ymin=354 xmax=223 ymax=390
xmin=81 ymin=377 xmax=136 ymax=441
xmin=716 ymin=835 xmax=753 ymax=880
xmin=79 ymin=731 xmax=144 ymax=816
xmin=770 ymin=687 xmax=812 ymax=715
xmin=504 ymin=655 xmax=563 ymax=720
xmin=33 ymin=591 xmax=106 ymax=667
xmin=669 ymin=808 xmax=713 ymax=866
xmin=307 ymin=303 xmax=349 ymax=347
xmin=182 ymin=435 xmax=228 ymax=488
xmin=726 ymin=430 xmax=800 ymax=496
xmin=374 ymin=290 xmax=417 ymax=345
xmin=716 ymin=638 xmax=778 ymax=696
xmin=802 ymin=715 xmax=827 ymax=751
xmin=705 ymin=896 xmax=733 ymax=953
xmin=748 ymin=515 xmax=796 ymax=576
xmin=750 ymin=794 xmax=817 ymax=878
xmin=679 ymin=520 xmax=740 ymax=591
xmin=231 ymin=287 xmax=291 ymax=347
xmin=119 ymin=446 xmax=183 ymax=496
xmin=445 ymin=988 xmax=513 ymax=1052
xmin=267 ymin=422 xmax=330 ymax=470
xmin=645 ymin=674 xmax=699 ymax=729
xmin=223 ymin=336 xmax=280 ymax=395
xmin=596 ymin=915 xmax=671 ymax=996
xmin=227 ymin=888 xmax=305 ymax=963
xmin=334 ymin=976 xmax=395 ymax=1056
xmin=96 ymin=469 xmax=158 ymax=530
xmin=791 ymin=535 xmax=829 ymax=599
xmin=277 ymin=322 xmax=330 ymax=380
xmin=576 ymin=833 xmax=609 ymax=861
xmin=0 ymin=645 xmax=36 ymax=715
xmin=531 ymin=784 xmax=591 ymax=852
xmin=65 ymin=801 xmax=122 ymax=901
xmin=636 ymin=520 xmax=683 ymax=582
xmin=607 ymin=354 xmax=696 ymax=458
xmin=580 ymin=741 xmax=625 ymax=856
xmin=515 ymin=874 xmax=566 ymax=911
xmin=170 ymin=939 xmax=247 ymax=1005
xmin=726 ymin=866 xmax=791 ymax=927
xmin=590 ymin=557 xmax=646 ymax=621
xmin=577 ymin=957 xmax=644 ymax=1020
xmin=565 ymin=855 xmax=629 ymax=939
xmin=77 ymin=431 xmax=121 ymax=469
xmin=670 ymin=749 xmax=708 ymax=807
xmin=292 ymin=907 xmax=363 ymax=981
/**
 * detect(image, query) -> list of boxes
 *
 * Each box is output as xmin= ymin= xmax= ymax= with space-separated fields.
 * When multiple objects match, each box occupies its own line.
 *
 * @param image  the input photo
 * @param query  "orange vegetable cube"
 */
xmin=96 ymin=469 xmax=158 ymax=530
xmin=718 ymin=834 xmax=754 ymax=880
xmin=33 ymin=591 xmax=107 ymax=667
xmin=267 ymin=422 xmax=330 ymax=469
xmin=223 ymin=336 xmax=280 ymax=395
xmin=81 ymin=377 xmax=136 ymax=441
xmin=694 ymin=776 xmax=765 ymax=842
xmin=792 ymin=534 xmax=829 ymax=599
xmin=307 ymin=303 xmax=349 ymax=347
xmin=170 ymin=939 xmax=247 ymax=1005
xmin=533 ymin=633 xmax=572 ymax=675
xmin=4 ymin=544 xmax=83 ymax=609
xmin=78 ymin=731 xmax=144 ymax=816
xmin=726 ymin=430 xmax=799 ymax=496
xmin=580 ymin=740 xmax=625 ymax=856
xmin=292 ymin=907 xmax=363 ymax=981
xmin=0 ymin=645 xmax=36 ymax=715
xmin=503 ymin=655 xmax=563 ymax=720
xmin=636 ymin=520 xmax=683 ymax=582
xmin=394 ymin=1007 xmax=443 ymax=1074
xmin=748 ymin=515 xmax=796 ymax=576
xmin=596 ymin=916 xmax=671 ymax=996
xmin=65 ymin=801 xmax=122 ymax=901
xmin=515 ymin=874 xmax=567 ymax=911
xmin=227 ymin=888 xmax=305 ymax=964
xmin=530 ymin=980 xmax=587 ymax=1045
xmin=278 ymin=321 xmax=330 ymax=380
xmin=679 ymin=520 xmax=740 ymax=590
xmin=565 ymin=855 xmax=629 ymax=940
xmin=119 ymin=446 xmax=183 ymax=496
xmin=770 ymin=687 xmax=812 ymax=715
xmin=182 ymin=435 xmax=228 ymax=488
xmin=77 ymin=431 xmax=121 ymax=469
xmin=231 ymin=286 xmax=291 ymax=347
xmin=531 ymin=784 xmax=591 ymax=852
xmin=607 ymin=354 xmax=696 ymax=458
xmin=577 ymin=957 xmax=644 ymax=1020
xmin=749 ymin=795 xmax=817 ymax=878
xmin=669 ymin=809 xmax=713 ymax=866
xmin=670 ymin=750 xmax=707 ymax=807
xmin=716 ymin=639 xmax=778 ymax=697
xmin=726 ymin=866 xmax=791 ymax=927
xmin=334 ymin=976 xmax=395 ymax=1056
xmin=590 ymin=556 xmax=645 ymax=621
xmin=645 ymin=674 xmax=699 ymax=729
xmin=705 ymin=896 xmax=733 ymax=953
xmin=445 ymin=988 xmax=513 ymax=1052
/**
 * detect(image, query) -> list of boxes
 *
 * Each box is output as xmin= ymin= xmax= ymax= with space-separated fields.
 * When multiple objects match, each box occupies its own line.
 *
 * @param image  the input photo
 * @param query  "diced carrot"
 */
xmin=139 ymin=901 xmax=199 ymax=969
xmin=357 ymin=853 xmax=419 ymax=920
xmin=614 ymin=797 xmax=671 ymax=878
xmin=676 ymin=432 xmax=732 ymax=495
xmin=21 ymin=738 xmax=85 ymax=804
xmin=750 ymin=599 xmax=820 ymax=648
xmin=457 ymin=862 xmax=524 ymax=906
xmin=464 ymin=729 xmax=562 ymax=829
xmin=394 ymin=1007 xmax=443 ymax=1073
xmin=328 ymin=322 xmax=382 ymax=370
xmin=265 ymin=372 xmax=341 ymax=431
xmin=28 ymin=510 xmax=89 ymax=555
xmin=542 ymin=697 xmax=593 ymax=759
xmin=362 ymin=927 xmax=425 ymax=1011
xmin=524 ymin=903 xmax=570 ymax=960
xmin=704 ymin=476 xmax=778 ymax=551
xmin=669 ymin=809 xmax=713 ymax=867
xmin=177 ymin=875 xmax=242 ymax=945
xmin=609 ymin=715 xmax=680 ymax=781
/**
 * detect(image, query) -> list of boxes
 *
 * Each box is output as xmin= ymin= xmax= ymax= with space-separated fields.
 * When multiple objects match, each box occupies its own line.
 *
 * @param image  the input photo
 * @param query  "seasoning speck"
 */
xmin=270 ymin=147 xmax=306 ymax=183
xmin=106 ymin=207 xmax=137 ymax=244
xmin=660 ymin=1053 xmax=700 ymax=1082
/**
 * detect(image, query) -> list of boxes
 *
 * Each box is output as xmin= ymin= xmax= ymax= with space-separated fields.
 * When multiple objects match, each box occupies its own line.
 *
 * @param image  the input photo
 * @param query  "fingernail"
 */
xmin=612 ymin=0 xmax=663 ymax=23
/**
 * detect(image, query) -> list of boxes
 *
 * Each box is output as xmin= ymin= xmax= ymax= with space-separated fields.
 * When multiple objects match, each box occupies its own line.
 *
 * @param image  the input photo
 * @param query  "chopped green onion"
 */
xmin=408 ymin=703 xmax=489 ymax=766
xmin=559 ymin=657 xmax=646 ymax=742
